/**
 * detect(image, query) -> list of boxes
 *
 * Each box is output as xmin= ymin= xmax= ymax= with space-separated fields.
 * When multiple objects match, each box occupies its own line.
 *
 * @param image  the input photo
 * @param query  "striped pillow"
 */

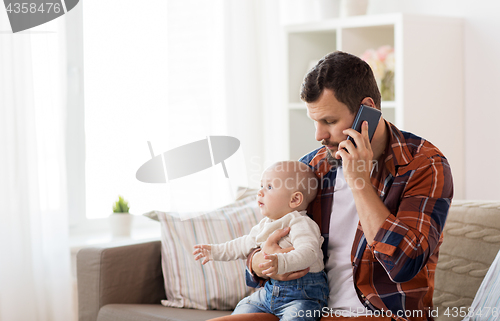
xmin=463 ymin=249 xmax=500 ymax=321
xmin=156 ymin=195 xmax=261 ymax=310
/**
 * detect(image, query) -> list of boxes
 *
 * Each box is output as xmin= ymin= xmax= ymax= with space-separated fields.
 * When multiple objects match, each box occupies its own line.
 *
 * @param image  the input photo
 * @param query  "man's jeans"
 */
xmin=232 ymin=271 xmax=329 ymax=321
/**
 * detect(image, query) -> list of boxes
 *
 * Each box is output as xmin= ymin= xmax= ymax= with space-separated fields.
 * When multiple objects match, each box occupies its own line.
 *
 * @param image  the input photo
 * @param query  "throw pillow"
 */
xmin=463 ymin=249 xmax=500 ymax=321
xmin=154 ymin=195 xmax=262 ymax=310
xmin=236 ymin=186 xmax=259 ymax=201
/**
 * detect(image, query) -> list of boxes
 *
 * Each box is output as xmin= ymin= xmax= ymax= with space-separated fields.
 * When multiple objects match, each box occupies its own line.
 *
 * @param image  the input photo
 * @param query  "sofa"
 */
xmin=77 ymin=200 xmax=500 ymax=321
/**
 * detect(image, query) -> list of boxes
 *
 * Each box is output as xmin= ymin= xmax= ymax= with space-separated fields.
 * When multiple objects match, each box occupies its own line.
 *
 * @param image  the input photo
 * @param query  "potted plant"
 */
xmin=110 ymin=195 xmax=133 ymax=237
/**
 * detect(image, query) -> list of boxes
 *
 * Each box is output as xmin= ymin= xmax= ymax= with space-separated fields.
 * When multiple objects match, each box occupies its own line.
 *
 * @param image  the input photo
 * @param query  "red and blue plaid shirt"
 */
xmin=246 ymin=121 xmax=453 ymax=321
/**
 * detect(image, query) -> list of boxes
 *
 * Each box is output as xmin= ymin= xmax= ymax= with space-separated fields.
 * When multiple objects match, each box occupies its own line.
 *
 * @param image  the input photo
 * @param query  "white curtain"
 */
xmin=0 ymin=12 xmax=74 ymax=321
xmin=223 ymin=0 xmax=286 ymax=182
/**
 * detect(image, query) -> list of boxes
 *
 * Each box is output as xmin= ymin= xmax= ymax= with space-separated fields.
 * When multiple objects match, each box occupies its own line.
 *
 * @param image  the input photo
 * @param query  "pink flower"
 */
xmin=376 ymin=45 xmax=393 ymax=62
xmin=385 ymin=51 xmax=395 ymax=72
xmin=361 ymin=45 xmax=395 ymax=100
xmin=361 ymin=48 xmax=385 ymax=85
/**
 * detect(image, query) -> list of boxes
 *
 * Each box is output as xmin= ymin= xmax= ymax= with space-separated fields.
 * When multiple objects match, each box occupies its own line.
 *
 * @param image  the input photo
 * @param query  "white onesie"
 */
xmin=210 ymin=210 xmax=324 ymax=274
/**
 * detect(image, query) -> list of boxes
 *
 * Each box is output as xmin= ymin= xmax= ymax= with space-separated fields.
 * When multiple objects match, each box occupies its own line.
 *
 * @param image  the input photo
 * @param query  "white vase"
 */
xmin=340 ymin=0 xmax=369 ymax=17
xmin=315 ymin=0 xmax=341 ymax=20
xmin=109 ymin=213 xmax=133 ymax=238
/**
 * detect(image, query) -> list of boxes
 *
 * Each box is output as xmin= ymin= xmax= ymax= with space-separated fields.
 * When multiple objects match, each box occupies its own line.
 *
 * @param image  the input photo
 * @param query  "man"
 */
xmin=212 ymin=51 xmax=453 ymax=321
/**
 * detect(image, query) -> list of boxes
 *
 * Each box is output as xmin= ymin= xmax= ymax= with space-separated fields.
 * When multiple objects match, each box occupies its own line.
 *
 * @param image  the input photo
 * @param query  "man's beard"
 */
xmin=322 ymin=141 xmax=342 ymax=167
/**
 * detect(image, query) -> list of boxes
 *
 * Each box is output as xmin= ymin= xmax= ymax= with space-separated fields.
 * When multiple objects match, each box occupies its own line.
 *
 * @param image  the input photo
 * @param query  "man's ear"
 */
xmin=360 ymin=97 xmax=376 ymax=109
xmin=289 ymin=191 xmax=304 ymax=209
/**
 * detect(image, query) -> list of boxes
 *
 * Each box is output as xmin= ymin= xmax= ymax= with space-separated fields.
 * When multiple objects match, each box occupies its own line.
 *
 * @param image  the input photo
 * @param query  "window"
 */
xmin=82 ymin=0 xmax=240 ymax=220
xmin=68 ymin=1 xmax=281 ymax=226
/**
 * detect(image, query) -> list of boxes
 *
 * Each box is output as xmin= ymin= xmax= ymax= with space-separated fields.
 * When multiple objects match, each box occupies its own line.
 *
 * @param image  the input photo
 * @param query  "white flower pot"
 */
xmin=109 ymin=213 xmax=133 ymax=238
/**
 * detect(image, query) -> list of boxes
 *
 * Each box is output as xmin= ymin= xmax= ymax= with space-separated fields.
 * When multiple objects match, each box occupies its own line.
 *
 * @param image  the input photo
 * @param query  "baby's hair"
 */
xmin=267 ymin=161 xmax=318 ymax=207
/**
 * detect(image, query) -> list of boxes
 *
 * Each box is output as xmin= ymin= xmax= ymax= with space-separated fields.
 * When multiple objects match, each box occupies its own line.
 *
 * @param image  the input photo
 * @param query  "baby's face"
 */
xmin=257 ymin=168 xmax=296 ymax=220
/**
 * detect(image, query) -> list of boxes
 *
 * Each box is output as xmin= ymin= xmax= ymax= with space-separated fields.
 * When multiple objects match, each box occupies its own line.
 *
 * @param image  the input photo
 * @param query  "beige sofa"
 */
xmin=77 ymin=201 xmax=500 ymax=321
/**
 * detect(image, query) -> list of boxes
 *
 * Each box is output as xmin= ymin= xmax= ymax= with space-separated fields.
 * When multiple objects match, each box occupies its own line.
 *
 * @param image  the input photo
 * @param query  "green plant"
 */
xmin=112 ymin=196 xmax=130 ymax=213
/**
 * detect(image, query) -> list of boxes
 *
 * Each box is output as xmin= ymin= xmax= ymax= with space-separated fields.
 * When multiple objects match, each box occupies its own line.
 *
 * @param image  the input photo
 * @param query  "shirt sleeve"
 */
xmin=274 ymin=215 xmax=323 ymax=274
xmin=370 ymin=154 xmax=453 ymax=283
xmin=245 ymin=248 xmax=267 ymax=288
xmin=211 ymin=222 xmax=262 ymax=261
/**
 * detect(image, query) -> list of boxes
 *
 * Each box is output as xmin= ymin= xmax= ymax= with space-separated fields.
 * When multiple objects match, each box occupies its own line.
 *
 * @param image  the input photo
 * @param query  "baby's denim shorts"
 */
xmin=233 ymin=271 xmax=329 ymax=321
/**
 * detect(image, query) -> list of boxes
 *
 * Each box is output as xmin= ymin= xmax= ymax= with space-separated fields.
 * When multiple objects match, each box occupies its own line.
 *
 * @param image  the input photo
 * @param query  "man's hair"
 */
xmin=300 ymin=51 xmax=381 ymax=114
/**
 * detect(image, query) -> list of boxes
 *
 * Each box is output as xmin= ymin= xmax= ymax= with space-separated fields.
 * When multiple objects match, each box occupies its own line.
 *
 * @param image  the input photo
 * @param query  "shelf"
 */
xmin=284 ymin=13 xmax=403 ymax=33
xmin=290 ymin=101 xmax=396 ymax=110
xmin=283 ymin=14 xmax=464 ymax=198
xmin=381 ymin=101 xmax=396 ymax=108
xmin=289 ymin=102 xmax=307 ymax=109
xmin=287 ymin=30 xmax=337 ymax=104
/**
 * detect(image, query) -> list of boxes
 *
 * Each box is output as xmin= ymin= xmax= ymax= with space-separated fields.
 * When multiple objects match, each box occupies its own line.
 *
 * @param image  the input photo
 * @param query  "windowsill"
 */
xmin=69 ymin=214 xmax=161 ymax=254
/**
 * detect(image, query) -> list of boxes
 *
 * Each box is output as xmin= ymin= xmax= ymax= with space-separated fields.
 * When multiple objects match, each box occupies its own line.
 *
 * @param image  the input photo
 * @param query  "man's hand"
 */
xmin=261 ymin=227 xmax=293 ymax=255
xmin=251 ymin=227 xmax=309 ymax=281
xmin=335 ymin=120 xmax=391 ymax=244
xmin=335 ymin=121 xmax=373 ymax=191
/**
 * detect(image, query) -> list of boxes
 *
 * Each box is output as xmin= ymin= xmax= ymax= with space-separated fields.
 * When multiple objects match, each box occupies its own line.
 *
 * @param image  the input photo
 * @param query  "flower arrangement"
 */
xmin=361 ymin=45 xmax=395 ymax=101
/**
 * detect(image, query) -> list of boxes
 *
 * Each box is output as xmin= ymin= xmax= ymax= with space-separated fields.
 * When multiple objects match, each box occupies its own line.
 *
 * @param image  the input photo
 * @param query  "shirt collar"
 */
xmin=310 ymin=147 xmax=336 ymax=177
xmin=382 ymin=120 xmax=413 ymax=176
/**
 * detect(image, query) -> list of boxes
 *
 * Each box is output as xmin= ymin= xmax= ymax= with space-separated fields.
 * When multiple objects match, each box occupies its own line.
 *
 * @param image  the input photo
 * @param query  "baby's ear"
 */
xmin=289 ymin=191 xmax=304 ymax=209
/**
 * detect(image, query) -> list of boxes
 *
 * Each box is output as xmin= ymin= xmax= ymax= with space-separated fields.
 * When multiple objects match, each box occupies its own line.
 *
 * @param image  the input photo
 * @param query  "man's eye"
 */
xmin=267 ymin=185 xmax=272 ymax=190
xmin=325 ymin=120 xmax=335 ymax=125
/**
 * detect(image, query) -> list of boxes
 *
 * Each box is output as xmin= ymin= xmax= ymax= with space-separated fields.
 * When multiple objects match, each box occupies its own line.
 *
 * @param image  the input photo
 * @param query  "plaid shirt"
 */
xmin=246 ymin=121 xmax=453 ymax=321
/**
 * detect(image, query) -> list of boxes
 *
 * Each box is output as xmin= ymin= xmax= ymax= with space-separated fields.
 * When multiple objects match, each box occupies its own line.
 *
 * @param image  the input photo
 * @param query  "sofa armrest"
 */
xmin=76 ymin=240 xmax=166 ymax=321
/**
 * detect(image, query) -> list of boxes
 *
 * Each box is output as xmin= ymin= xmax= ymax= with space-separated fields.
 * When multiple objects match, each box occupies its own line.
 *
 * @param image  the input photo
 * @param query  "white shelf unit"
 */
xmin=284 ymin=13 xmax=464 ymax=198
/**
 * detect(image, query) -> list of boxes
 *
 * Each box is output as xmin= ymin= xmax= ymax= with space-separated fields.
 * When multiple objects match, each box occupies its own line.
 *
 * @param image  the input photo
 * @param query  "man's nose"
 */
xmin=257 ymin=188 xmax=264 ymax=197
xmin=315 ymin=122 xmax=329 ymax=142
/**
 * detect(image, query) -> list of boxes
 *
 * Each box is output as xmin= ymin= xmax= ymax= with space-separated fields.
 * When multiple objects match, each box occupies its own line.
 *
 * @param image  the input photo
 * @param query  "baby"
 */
xmin=193 ymin=160 xmax=328 ymax=321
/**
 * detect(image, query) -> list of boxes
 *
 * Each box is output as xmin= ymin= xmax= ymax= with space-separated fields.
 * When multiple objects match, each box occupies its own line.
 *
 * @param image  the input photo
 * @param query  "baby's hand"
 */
xmin=193 ymin=244 xmax=213 ymax=265
xmin=259 ymin=253 xmax=278 ymax=277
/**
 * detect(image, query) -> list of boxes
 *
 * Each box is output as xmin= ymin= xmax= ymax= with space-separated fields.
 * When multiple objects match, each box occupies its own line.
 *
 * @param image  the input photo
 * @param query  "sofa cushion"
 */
xmin=434 ymin=201 xmax=500 ymax=320
xmin=97 ymin=304 xmax=232 ymax=321
xmin=154 ymin=195 xmax=262 ymax=310
xmin=236 ymin=187 xmax=259 ymax=200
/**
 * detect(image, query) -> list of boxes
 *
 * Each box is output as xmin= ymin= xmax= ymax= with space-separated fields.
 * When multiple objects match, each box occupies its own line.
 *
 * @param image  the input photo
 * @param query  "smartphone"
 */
xmin=347 ymin=105 xmax=382 ymax=148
